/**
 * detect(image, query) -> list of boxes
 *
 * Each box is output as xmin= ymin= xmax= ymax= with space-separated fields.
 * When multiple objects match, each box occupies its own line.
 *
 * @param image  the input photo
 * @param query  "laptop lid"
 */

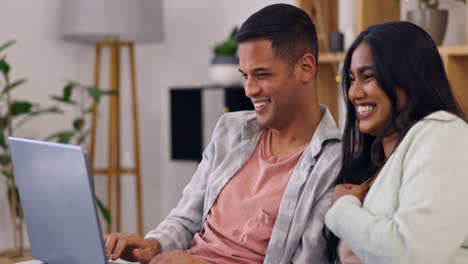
xmin=8 ymin=137 xmax=108 ymax=264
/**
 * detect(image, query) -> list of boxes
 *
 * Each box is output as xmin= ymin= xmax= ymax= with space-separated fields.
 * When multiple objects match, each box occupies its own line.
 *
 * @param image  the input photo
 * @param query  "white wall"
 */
xmin=0 ymin=0 xmax=86 ymax=250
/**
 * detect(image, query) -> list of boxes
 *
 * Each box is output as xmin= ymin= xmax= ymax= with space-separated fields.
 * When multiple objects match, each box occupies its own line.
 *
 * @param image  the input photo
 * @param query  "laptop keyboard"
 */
xmin=108 ymin=261 xmax=140 ymax=264
xmin=108 ymin=260 xmax=141 ymax=264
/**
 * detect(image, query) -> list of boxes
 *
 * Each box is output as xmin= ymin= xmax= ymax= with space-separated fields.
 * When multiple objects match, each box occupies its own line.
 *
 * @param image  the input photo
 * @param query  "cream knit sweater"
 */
xmin=326 ymin=111 xmax=468 ymax=264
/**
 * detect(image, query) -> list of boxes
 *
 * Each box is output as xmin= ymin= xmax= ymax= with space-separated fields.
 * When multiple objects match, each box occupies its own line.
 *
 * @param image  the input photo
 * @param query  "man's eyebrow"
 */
xmin=239 ymin=67 xmax=272 ymax=74
xmin=252 ymin=67 xmax=271 ymax=73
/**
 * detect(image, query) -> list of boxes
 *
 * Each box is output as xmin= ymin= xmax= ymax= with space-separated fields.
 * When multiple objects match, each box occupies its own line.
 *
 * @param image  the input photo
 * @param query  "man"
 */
xmin=104 ymin=4 xmax=341 ymax=264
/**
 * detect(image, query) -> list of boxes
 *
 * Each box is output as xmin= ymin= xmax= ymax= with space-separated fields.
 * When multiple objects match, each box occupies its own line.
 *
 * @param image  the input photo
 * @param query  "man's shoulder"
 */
xmin=214 ymin=110 xmax=257 ymax=132
xmin=218 ymin=110 xmax=256 ymax=124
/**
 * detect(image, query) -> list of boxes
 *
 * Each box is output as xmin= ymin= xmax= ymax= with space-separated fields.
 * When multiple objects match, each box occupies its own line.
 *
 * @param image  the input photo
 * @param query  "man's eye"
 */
xmin=257 ymin=73 xmax=270 ymax=79
xmin=241 ymin=74 xmax=248 ymax=80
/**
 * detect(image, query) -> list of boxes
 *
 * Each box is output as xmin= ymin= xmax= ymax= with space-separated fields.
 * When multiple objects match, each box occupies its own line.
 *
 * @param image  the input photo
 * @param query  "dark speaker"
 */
xmin=224 ymin=86 xmax=253 ymax=112
xmin=170 ymin=89 xmax=202 ymax=161
xmin=170 ymin=86 xmax=253 ymax=161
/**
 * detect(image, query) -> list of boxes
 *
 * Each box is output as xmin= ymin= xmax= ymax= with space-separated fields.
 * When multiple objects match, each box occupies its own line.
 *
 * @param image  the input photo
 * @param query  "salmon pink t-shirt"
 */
xmin=187 ymin=129 xmax=308 ymax=264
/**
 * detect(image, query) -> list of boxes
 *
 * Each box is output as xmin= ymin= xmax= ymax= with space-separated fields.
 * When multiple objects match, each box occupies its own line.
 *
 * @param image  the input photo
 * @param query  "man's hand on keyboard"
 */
xmin=104 ymin=233 xmax=161 ymax=264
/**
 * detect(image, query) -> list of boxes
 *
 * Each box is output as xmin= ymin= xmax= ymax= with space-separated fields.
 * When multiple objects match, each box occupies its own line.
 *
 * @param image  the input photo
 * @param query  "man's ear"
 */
xmin=297 ymin=53 xmax=316 ymax=81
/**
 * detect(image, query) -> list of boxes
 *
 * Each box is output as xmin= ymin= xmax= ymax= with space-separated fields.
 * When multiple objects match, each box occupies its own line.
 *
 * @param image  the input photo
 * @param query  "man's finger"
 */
xmin=131 ymin=248 xmax=143 ymax=261
xmin=112 ymin=237 xmax=129 ymax=260
xmin=105 ymin=234 xmax=118 ymax=260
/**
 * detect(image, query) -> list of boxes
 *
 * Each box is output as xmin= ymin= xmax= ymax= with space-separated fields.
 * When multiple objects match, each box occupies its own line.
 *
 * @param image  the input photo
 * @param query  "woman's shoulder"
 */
xmin=423 ymin=110 xmax=465 ymax=123
xmin=402 ymin=110 xmax=468 ymax=148
xmin=411 ymin=110 xmax=467 ymax=133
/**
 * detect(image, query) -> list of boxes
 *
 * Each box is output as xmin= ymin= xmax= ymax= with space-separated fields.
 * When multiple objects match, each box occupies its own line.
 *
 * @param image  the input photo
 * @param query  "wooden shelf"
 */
xmin=356 ymin=0 xmax=400 ymax=33
xmin=318 ymin=52 xmax=346 ymax=64
xmin=439 ymin=45 xmax=468 ymax=56
xmin=298 ymin=0 xmax=468 ymax=123
xmin=318 ymin=45 xmax=468 ymax=65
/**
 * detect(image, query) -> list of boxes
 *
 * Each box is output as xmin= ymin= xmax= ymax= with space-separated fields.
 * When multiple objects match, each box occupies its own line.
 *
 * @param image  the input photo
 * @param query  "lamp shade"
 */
xmin=60 ymin=0 xmax=164 ymax=43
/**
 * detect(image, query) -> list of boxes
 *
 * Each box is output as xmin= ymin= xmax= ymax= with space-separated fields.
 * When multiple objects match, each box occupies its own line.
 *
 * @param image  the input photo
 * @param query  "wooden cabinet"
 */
xmin=298 ymin=0 xmax=468 ymax=123
xmin=443 ymin=46 xmax=468 ymax=114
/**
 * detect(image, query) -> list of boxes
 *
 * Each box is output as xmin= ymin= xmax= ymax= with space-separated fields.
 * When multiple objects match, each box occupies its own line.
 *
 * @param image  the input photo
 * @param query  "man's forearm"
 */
xmin=145 ymin=238 xmax=162 ymax=256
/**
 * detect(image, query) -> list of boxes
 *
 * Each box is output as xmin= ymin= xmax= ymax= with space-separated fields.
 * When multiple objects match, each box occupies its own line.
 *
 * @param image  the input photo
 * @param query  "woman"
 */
xmin=325 ymin=21 xmax=468 ymax=264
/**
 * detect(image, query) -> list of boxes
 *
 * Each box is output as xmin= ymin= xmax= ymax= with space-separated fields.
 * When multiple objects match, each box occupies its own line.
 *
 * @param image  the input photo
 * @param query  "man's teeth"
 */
xmin=357 ymin=105 xmax=375 ymax=114
xmin=254 ymin=101 xmax=269 ymax=109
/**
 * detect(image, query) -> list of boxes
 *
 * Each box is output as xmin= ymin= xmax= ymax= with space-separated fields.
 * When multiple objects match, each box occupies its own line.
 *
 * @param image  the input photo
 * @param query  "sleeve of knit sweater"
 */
xmin=325 ymin=117 xmax=468 ymax=263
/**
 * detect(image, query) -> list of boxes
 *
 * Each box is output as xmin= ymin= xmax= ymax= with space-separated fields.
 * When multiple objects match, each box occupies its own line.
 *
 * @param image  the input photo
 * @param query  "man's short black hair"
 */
xmin=235 ymin=3 xmax=318 ymax=66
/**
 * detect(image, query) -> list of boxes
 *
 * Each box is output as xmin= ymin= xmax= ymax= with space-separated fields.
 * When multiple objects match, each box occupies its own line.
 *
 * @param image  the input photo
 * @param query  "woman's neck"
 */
xmin=381 ymin=131 xmax=402 ymax=159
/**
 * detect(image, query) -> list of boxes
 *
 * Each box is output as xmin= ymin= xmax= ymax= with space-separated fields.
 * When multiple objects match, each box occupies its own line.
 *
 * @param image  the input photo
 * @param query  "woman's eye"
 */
xmin=364 ymin=74 xmax=374 ymax=80
xmin=349 ymin=77 xmax=355 ymax=83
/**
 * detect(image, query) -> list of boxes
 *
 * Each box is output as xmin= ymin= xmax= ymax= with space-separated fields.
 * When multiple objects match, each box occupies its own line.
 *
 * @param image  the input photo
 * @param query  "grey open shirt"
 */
xmin=146 ymin=106 xmax=342 ymax=263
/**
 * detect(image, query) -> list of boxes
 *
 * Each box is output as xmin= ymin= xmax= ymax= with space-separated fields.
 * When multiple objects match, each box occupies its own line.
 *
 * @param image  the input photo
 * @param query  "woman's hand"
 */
xmin=331 ymin=182 xmax=370 ymax=206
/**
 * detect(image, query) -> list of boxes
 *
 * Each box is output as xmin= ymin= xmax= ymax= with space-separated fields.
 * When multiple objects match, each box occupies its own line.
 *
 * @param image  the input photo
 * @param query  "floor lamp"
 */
xmin=60 ymin=0 xmax=164 ymax=235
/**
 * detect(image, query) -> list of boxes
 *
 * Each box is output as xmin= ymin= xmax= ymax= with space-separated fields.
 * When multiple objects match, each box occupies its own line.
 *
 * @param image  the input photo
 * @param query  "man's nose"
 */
xmin=244 ymin=77 xmax=260 ymax=98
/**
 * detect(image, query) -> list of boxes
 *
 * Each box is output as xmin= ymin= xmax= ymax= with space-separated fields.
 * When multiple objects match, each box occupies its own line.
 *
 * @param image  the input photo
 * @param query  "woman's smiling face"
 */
xmin=347 ymin=42 xmax=407 ymax=136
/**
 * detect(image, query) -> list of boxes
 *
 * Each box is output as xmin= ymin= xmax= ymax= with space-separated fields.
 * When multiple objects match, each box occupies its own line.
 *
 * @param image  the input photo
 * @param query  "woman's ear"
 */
xmin=297 ymin=53 xmax=316 ymax=82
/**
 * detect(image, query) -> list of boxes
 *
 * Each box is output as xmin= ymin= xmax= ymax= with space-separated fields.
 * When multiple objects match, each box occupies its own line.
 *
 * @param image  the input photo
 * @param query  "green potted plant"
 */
xmin=209 ymin=26 xmax=241 ymax=86
xmin=0 ymin=40 xmax=112 ymax=259
xmin=395 ymin=0 xmax=466 ymax=45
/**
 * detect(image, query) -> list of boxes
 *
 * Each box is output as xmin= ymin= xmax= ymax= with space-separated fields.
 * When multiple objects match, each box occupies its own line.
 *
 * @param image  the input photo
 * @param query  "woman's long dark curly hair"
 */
xmin=324 ymin=21 xmax=464 ymax=263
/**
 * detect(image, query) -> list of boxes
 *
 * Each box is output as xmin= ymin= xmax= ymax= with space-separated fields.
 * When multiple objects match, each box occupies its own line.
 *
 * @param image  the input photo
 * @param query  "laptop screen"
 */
xmin=9 ymin=137 xmax=108 ymax=264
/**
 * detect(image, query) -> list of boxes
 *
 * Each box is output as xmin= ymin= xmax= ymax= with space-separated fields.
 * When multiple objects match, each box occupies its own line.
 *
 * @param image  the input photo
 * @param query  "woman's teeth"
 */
xmin=357 ymin=105 xmax=375 ymax=114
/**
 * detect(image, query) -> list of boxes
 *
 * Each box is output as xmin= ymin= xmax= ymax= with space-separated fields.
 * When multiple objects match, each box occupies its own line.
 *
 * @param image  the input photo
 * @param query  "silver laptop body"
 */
xmin=9 ymin=137 xmax=110 ymax=264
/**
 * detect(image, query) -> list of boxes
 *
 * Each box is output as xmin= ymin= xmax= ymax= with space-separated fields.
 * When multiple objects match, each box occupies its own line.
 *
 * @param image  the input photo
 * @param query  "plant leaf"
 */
xmin=0 ymin=117 xmax=6 ymax=129
xmin=44 ymin=131 xmax=75 ymax=144
xmin=0 ymin=79 xmax=27 ymax=98
xmin=213 ymin=39 xmax=237 ymax=56
xmin=58 ymin=131 xmax=75 ymax=144
xmin=213 ymin=26 xmax=239 ymax=56
xmin=0 ymin=40 xmax=16 ymax=54
xmin=62 ymin=82 xmax=76 ymax=101
xmin=14 ymin=106 xmax=64 ymax=130
xmin=7 ymin=186 xmax=22 ymax=218
xmin=28 ymin=106 xmax=63 ymax=116
xmin=11 ymin=101 xmax=34 ymax=116
xmin=0 ymin=154 xmax=9 ymax=165
xmin=73 ymin=118 xmax=85 ymax=131
xmin=0 ymin=128 xmax=6 ymax=149
xmin=50 ymin=95 xmax=77 ymax=105
xmin=0 ymin=58 xmax=10 ymax=74
xmin=1 ymin=169 xmax=11 ymax=179
xmin=96 ymin=196 xmax=112 ymax=224
xmin=84 ymin=106 xmax=94 ymax=114
xmin=76 ymin=130 xmax=91 ymax=145
xmin=99 ymin=90 xmax=118 ymax=96
xmin=229 ymin=26 xmax=238 ymax=40
xmin=86 ymin=87 xmax=102 ymax=103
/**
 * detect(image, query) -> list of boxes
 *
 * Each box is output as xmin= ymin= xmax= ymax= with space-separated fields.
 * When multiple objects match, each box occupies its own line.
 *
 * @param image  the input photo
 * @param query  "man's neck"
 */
xmin=269 ymin=103 xmax=322 ymax=158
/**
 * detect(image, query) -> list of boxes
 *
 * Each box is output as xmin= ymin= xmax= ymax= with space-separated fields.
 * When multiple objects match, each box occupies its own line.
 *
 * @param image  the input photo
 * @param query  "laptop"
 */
xmin=8 ymin=137 xmax=138 ymax=264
